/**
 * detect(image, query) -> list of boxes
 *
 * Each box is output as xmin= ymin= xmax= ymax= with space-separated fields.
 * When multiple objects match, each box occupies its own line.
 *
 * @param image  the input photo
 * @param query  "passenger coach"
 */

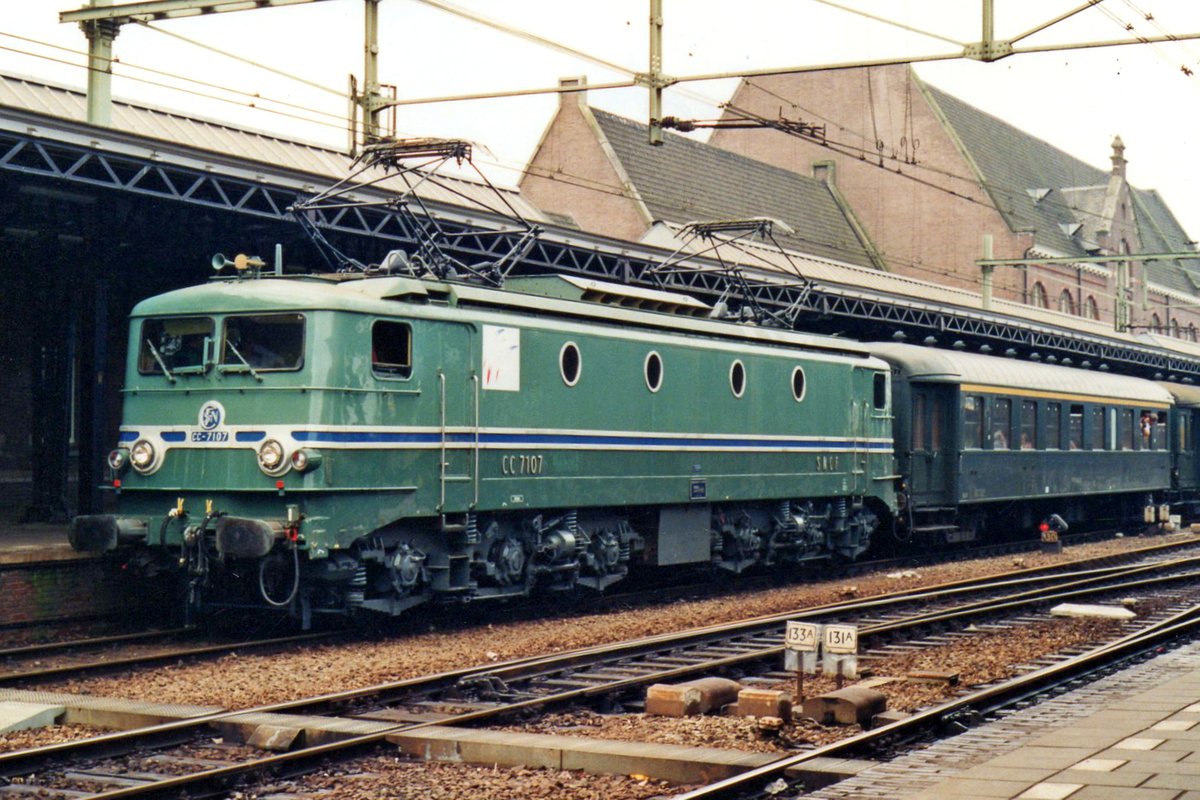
xmin=872 ymin=343 xmax=1175 ymax=542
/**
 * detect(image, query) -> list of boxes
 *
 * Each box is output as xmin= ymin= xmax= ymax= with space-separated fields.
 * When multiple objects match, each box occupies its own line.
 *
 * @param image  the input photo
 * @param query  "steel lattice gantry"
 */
xmin=2 ymin=119 xmax=1196 ymax=378
xmin=3 ymin=113 xmax=1200 ymax=519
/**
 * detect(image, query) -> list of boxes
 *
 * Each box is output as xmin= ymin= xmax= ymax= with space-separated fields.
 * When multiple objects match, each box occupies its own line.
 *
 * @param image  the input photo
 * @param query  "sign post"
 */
xmin=823 ymin=624 xmax=859 ymax=687
xmin=785 ymin=621 xmax=821 ymax=703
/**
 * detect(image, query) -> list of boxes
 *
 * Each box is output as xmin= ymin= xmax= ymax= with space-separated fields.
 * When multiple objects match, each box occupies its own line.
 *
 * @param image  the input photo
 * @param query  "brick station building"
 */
xmin=521 ymin=67 xmax=1200 ymax=341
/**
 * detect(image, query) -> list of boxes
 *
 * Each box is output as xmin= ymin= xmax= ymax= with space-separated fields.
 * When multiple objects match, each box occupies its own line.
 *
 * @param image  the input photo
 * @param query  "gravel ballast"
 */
xmin=35 ymin=534 xmax=1191 ymax=711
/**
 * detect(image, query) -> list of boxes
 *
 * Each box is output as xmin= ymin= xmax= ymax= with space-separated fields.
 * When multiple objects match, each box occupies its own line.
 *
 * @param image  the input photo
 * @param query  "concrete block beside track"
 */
xmin=801 ymin=686 xmax=887 ymax=726
xmin=645 ymin=677 xmax=742 ymax=717
xmin=388 ymin=725 xmax=777 ymax=784
xmin=735 ymin=688 xmax=793 ymax=719
xmin=0 ymin=689 xmax=221 ymax=730
xmin=0 ymin=701 xmax=64 ymax=733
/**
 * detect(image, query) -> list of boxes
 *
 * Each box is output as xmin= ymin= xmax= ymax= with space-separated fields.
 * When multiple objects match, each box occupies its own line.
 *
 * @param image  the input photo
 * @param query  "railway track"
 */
xmin=3 ymin=546 xmax=1200 ymax=798
xmin=673 ymin=607 xmax=1200 ymax=799
xmin=1 ymin=533 xmax=1190 ymax=690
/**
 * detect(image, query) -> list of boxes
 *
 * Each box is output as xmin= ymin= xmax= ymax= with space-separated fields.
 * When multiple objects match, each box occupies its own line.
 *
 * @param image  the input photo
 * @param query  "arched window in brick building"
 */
xmin=1031 ymin=282 xmax=1048 ymax=309
xmin=1086 ymin=297 xmax=1100 ymax=320
xmin=1151 ymin=313 xmax=1163 ymax=333
xmin=1190 ymin=324 xmax=1197 ymax=342
xmin=1057 ymin=290 xmax=1076 ymax=315
xmin=1171 ymin=319 xmax=1181 ymax=338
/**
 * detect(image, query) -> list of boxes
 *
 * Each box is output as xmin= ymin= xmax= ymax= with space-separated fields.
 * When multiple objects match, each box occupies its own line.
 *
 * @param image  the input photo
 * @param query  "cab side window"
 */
xmin=373 ymin=321 xmax=413 ymax=379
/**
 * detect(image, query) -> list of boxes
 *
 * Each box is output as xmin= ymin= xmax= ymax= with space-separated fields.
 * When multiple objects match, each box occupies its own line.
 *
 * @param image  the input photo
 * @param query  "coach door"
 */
xmin=437 ymin=322 xmax=478 ymax=513
xmin=909 ymin=385 xmax=954 ymax=505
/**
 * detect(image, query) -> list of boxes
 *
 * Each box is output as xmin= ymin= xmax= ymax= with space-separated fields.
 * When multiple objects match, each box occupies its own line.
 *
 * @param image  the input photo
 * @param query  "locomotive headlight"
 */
xmin=257 ymin=439 xmax=286 ymax=474
xmin=129 ymin=440 xmax=156 ymax=473
xmin=107 ymin=448 xmax=130 ymax=473
xmin=290 ymin=448 xmax=322 ymax=472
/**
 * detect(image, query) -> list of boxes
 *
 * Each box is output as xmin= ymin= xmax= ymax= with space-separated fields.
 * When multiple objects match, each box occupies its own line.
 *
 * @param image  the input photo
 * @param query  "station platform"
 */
xmin=0 ymin=523 xmax=89 ymax=565
xmin=811 ymin=642 xmax=1200 ymax=800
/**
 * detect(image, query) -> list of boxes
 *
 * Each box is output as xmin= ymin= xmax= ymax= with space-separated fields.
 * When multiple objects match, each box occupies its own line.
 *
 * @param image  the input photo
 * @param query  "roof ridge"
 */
xmin=0 ymin=69 xmax=337 ymax=153
xmin=921 ymin=80 xmax=1108 ymax=186
xmin=588 ymin=105 xmax=833 ymax=190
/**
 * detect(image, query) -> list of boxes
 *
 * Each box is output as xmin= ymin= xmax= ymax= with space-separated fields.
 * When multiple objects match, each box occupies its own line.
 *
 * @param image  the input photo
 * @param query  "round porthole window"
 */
xmin=560 ymin=342 xmax=581 ymax=386
xmin=645 ymin=351 xmax=663 ymax=393
xmin=730 ymin=360 xmax=746 ymax=398
xmin=791 ymin=366 xmax=806 ymax=402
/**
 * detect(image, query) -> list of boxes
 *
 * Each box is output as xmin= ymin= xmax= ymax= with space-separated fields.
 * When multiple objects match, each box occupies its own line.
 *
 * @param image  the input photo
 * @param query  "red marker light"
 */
xmin=113 ymin=479 xmax=122 ymax=489
xmin=276 ymin=480 xmax=285 ymax=490
xmin=1038 ymin=522 xmax=1050 ymax=532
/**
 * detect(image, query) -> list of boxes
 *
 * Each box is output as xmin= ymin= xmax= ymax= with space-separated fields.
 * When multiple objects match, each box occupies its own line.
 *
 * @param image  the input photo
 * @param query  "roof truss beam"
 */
xmin=2 ymin=124 xmax=1197 ymax=380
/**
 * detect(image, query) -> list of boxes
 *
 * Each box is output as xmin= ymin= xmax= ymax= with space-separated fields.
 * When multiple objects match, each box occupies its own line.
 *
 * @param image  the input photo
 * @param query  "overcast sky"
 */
xmin=3 ymin=0 xmax=1199 ymax=244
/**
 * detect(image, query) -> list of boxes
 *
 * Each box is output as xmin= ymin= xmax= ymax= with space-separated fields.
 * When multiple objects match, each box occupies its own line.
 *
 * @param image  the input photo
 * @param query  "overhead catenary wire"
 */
xmin=0 ymin=33 xmax=1177 ymax=294
xmin=5 ymin=5 xmax=1198 ymax=295
xmin=133 ymin=19 xmax=348 ymax=98
xmin=0 ymin=32 xmax=353 ymax=133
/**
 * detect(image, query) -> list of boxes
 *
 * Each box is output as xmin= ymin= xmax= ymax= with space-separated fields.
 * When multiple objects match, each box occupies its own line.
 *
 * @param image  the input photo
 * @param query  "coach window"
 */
xmin=560 ymin=342 xmax=582 ymax=387
xmin=1019 ymin=400 xmax=1037 ymax=449
xmin=1090 ymin=406 xmax=1106 ymax=450
xmin=1068 ymin=405 xmax=1083 ymax=449
xmin=873 ymin=373 xmax=888 ymax=411
xmin=931 ymin=395 xmax=944 ymax=450
xmin=1181 ymin=414 xmax=1192 ymax=452
xmin=1047 ymin=402 xmax=1062 ymax=449
xmin=645 ymin=351 xmax=664 ymax=393
xmin=372 ymin=321 xmax=412 ymax=379
xmin=1118 ymin=408 xmax=1134 ymax=450
xmin=991 ymin=398 xmax=1012 ymax=450
xmin=1153 ymin=411 xmax=1167 ymax=450
xmin=912 ymin=395 xmax=927 ymax=451
xmin=963 ymin=395 xmax=983 ymax=449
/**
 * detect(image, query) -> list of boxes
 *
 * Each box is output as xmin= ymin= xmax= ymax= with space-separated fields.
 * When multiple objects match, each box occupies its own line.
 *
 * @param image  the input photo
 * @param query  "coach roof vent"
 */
xmin=504 ymin=275 xmax=712 ymax=316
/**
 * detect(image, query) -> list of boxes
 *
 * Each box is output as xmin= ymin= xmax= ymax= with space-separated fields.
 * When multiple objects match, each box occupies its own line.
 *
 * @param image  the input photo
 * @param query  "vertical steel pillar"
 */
xmin=81 ymin=0 xmax=118 ymax=127
xmin=648 ymin=0 xmax=664 ymax=145
xmin=980 ymin=234 xmax=994 ymax=311
xmin=363 ymin=0 xmax=382 ymax=142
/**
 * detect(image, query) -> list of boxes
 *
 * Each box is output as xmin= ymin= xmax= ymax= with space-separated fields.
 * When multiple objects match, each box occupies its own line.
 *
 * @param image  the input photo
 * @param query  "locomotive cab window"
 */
xmin=222 ymin=314 xmax=304 ymax=371
xmin=139 ymin=316 xmax=214 ymax=375
xmin=372 ymin=321 xmax=413 ymax=379
xmin=873 ymin=372 xmax=888 ymax=411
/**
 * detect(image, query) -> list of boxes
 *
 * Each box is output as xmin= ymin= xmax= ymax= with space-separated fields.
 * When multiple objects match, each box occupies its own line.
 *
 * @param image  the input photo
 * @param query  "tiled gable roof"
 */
xmin=923 ymin=82 xmax=1200 ymax=294
xmin=589 ymin=108 xmax=877 ymax=269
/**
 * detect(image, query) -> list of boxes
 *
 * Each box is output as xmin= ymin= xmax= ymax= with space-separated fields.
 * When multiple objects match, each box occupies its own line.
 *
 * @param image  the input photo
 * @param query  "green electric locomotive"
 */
xmin=71 ymin=270 xmax=897 ymax=622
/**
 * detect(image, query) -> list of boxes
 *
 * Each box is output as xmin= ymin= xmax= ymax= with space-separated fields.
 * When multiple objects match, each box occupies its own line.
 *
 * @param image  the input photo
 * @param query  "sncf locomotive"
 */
xmin=71 ymin=272 xmax=898 ymax=623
